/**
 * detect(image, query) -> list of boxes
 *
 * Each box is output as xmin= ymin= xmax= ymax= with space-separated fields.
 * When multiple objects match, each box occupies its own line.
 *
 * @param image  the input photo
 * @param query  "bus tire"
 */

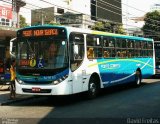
xmin=87 ymin=77 xmax=99 ymax=99
xmin=134 ymin=70 xmax=142 ymax=87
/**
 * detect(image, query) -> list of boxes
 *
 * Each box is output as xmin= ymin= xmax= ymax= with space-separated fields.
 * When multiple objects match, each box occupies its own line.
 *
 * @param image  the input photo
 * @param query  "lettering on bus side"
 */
xmin=101 ymin=64 xmax=120 ymax=69
xmin=43 ymin=76 xmax=56 ymax=80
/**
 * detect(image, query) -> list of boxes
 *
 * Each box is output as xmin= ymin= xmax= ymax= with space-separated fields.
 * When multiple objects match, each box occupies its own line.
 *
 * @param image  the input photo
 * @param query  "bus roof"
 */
xmin=92 ymin=30 xmax=153 ymax=42
xmin=18 ymin=25 xmax=153 ymax=42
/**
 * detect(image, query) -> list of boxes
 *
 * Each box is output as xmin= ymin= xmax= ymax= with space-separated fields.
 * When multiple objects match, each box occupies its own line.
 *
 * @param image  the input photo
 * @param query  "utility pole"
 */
xmin=41 ymin=9 xmax=44 ymax=25
xmin=12 ymin=0 xmax=26 ymax=28
xmin=42 ymin=13 xmax=44 ymax=25
xmin=125 ymin=0 xmax=128 ymax=35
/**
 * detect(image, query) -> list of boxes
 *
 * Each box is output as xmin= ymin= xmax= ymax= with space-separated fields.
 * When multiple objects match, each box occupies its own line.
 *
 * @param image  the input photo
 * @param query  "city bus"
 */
xmin=154 ymin=41 xmax=160 ymax=75
xmin=12 ymin=25 xmax=155 ymax=98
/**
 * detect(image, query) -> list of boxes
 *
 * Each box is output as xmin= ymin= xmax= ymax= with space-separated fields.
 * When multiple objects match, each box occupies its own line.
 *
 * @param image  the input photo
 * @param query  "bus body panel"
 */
xmin=85 ymin=58 xmax=154 ymax=88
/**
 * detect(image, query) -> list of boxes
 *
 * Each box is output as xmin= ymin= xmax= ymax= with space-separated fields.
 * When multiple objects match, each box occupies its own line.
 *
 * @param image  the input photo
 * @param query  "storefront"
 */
xmin=0 ymin=27 xmax=16 ymax=85
xmin=0 ymin=0 xmax=26 ymax=84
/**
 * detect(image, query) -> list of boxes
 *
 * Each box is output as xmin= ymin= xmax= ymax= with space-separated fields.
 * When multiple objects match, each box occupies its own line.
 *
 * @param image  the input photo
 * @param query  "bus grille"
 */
xmin=24 ymin=81 xmax=52 ymax=85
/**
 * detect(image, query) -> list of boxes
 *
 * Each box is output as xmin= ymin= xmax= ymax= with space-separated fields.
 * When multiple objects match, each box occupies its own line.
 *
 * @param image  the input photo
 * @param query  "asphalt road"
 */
xmin=0 ymin=78 xmax=160 ymax=124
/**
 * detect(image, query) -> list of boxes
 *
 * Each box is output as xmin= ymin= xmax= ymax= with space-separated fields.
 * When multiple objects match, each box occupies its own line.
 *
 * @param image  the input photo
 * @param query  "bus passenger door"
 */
xmin=69 ymin=32 xmax=84 ymax=93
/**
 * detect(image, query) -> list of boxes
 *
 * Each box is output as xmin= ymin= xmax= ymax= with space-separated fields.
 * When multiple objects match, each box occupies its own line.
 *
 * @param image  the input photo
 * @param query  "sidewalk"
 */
xmin=0 ymin=85 xmax=34 ymax=105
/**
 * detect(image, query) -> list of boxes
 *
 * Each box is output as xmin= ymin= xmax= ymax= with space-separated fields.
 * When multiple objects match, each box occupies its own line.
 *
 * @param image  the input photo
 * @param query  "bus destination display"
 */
xmin=22 ymin=29 xmax=58 ymax=37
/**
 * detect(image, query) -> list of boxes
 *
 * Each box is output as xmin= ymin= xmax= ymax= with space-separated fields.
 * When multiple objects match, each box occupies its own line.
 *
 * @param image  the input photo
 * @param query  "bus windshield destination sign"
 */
xmin=22 ymin=29 xmax=58 ymax=37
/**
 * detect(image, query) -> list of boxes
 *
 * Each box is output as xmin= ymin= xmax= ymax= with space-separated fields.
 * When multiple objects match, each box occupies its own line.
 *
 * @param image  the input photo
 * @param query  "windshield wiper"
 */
xmin=26 ymin=40 xmax=33 ymax=53
xmin=26 ymin=40 xmax=36 ymax=59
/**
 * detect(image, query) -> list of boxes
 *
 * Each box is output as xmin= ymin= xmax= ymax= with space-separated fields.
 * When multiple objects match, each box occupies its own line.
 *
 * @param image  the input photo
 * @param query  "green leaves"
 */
xmin=91 ymin=21 xmax=126 ymax=34
xmin=19 ymin=15 xmax=29 ymax=28
xmin=142 ymin=10 xmax=160 ymax=40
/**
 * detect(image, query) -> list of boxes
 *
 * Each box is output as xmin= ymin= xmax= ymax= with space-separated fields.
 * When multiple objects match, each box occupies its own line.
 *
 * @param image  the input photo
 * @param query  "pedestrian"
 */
xmin=10 ymin=59 xmax=16 ymax=99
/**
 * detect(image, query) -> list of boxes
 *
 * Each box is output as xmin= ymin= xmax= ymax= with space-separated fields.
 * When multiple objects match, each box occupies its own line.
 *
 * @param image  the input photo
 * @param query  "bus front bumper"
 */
xmin=15 ymin=80 xmax=72 ymax=96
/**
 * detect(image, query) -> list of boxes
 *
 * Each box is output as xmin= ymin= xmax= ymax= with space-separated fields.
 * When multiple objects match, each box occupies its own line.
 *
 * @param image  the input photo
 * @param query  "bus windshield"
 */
xmin=17 ymin=37 xmax=68 ymax=72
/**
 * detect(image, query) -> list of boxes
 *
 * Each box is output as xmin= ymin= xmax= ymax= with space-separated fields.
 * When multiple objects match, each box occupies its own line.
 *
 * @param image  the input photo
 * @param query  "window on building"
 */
xmin=0 ymin=18 xmax=10 ymax=26
xmin=57 ymin=8 xmax=64 ymax=14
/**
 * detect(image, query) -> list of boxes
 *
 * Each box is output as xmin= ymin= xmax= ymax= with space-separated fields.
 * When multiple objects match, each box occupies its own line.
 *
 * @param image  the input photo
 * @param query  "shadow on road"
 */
xmin=7 ymin=78 xmax=160 ymax=107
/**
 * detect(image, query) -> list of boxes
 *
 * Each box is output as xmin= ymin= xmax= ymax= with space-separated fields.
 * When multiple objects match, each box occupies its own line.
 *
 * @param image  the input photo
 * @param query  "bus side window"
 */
xmin=109 ymin=41 xmax=114 ymax=47
xmin=86 ymin=34 xmax=102 ymax=59
xmin=104 ymin=51 xmax=110 ymax=58
xmin=103 ymin=36 xmax=115 ymax=58
xmin=121 ymin=50 xmax=127 ymax=58
xmin=116 ymin=50 xmax=121 ymax=57
xmin=87 ymin=47 xmax=94 ymax=59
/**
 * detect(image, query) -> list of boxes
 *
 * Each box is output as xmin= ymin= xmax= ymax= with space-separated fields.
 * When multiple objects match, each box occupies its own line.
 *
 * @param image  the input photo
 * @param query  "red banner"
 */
xmin=0 ymin=6 xmax=12 ymax=19
xmin=0 ymin=68 xmax=3 ymax=73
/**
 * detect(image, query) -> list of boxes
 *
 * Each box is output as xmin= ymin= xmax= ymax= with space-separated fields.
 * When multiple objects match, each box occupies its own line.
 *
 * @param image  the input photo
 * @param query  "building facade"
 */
xmin=91 ymin=0 xmax=122 ymax=23
xmin=31 ymin=0 xmax=122 ymax=28
xmin=31 ymin=7 xmax=55 ymax=26
xmin=0 ymin=0 xmax=25 ymax=58
xmin=126 ymin=17 xmax=144 ymax=37
xmin=150 ymin=4 xmax=160 ymax=12
xmin=0 ymin=0 xmax=26 ymax=41
xmin=31 ymin=0 xmax=92 ymax=29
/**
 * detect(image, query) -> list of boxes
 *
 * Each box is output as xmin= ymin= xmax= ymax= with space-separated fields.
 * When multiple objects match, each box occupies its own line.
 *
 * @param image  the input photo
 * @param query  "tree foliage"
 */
xmin=19 ymin=15 xmax=28 ymax=28
xmin=48 ymin=20 xmax=61 ymax=25
xmin=91 ymin=21 xmax=126 ymax=34
xmin=142 ymin=10 xmax=160 ymax=40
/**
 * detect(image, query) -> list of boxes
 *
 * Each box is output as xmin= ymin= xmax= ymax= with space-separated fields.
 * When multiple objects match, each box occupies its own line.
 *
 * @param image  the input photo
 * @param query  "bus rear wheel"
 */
xmin=134 ymin=70 xmax=142 ymax=87
xmin=87 ymin=78 xmax=99 ymax=99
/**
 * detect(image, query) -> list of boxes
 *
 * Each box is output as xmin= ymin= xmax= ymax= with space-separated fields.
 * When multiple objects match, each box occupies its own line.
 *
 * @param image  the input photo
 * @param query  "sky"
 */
xmin=19 ymin=0 xmax=160 ymax=24
xmin=122 ymin=0 xmax=160 ymax=17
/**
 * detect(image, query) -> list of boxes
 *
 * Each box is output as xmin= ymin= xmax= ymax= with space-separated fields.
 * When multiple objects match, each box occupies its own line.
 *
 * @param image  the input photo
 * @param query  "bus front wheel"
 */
xmin=87 ymin=78 xmax=99 ymax=99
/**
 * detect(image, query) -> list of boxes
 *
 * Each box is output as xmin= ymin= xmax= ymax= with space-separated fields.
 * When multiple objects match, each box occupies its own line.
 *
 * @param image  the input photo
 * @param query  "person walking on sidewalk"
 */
xmin=10 ymin=59 xmax=16 ymax=99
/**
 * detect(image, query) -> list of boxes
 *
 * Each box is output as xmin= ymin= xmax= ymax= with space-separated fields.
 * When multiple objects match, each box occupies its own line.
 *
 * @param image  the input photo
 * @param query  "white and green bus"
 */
xmin=13 ymin=25 xmax=155 ymax=98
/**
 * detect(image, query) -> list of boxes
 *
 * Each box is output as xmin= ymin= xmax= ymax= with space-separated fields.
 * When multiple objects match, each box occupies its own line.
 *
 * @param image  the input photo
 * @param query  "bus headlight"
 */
xmin=52 ymin=75 xmax=68 ymax=85
xmin=16 ymin=78 xmax=24 ymax=84
xmin=53 ymin=80 xmax=59 ymax=85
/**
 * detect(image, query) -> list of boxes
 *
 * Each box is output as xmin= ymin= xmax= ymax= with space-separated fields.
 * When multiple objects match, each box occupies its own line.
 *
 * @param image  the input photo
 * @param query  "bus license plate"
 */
xmin=32 ymin=87 xmax=41 ymax=92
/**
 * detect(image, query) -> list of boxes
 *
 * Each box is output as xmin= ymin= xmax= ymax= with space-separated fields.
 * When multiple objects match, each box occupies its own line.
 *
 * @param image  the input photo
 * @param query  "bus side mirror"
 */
xmin=10 ymin=38 xmax=16 ymax=59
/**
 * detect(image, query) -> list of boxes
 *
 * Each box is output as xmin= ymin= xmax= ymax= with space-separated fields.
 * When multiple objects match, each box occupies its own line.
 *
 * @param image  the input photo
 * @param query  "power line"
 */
xmin=96 ymin=0 xmax=160 ymax=26
xmin=113 ymin=0 xmax=160 ymax=24
xmin=1 ymin=0 xmax=159 ymax=28
xmin=21 ymin=0 xmax=160 ymax=35
xmin=94 ymin=0 xmax=160 ymax=32
xmin=1 ymin=0 xmax=159 ymax=27
xmin=1 ymin=0 xmax=160 ymax=37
